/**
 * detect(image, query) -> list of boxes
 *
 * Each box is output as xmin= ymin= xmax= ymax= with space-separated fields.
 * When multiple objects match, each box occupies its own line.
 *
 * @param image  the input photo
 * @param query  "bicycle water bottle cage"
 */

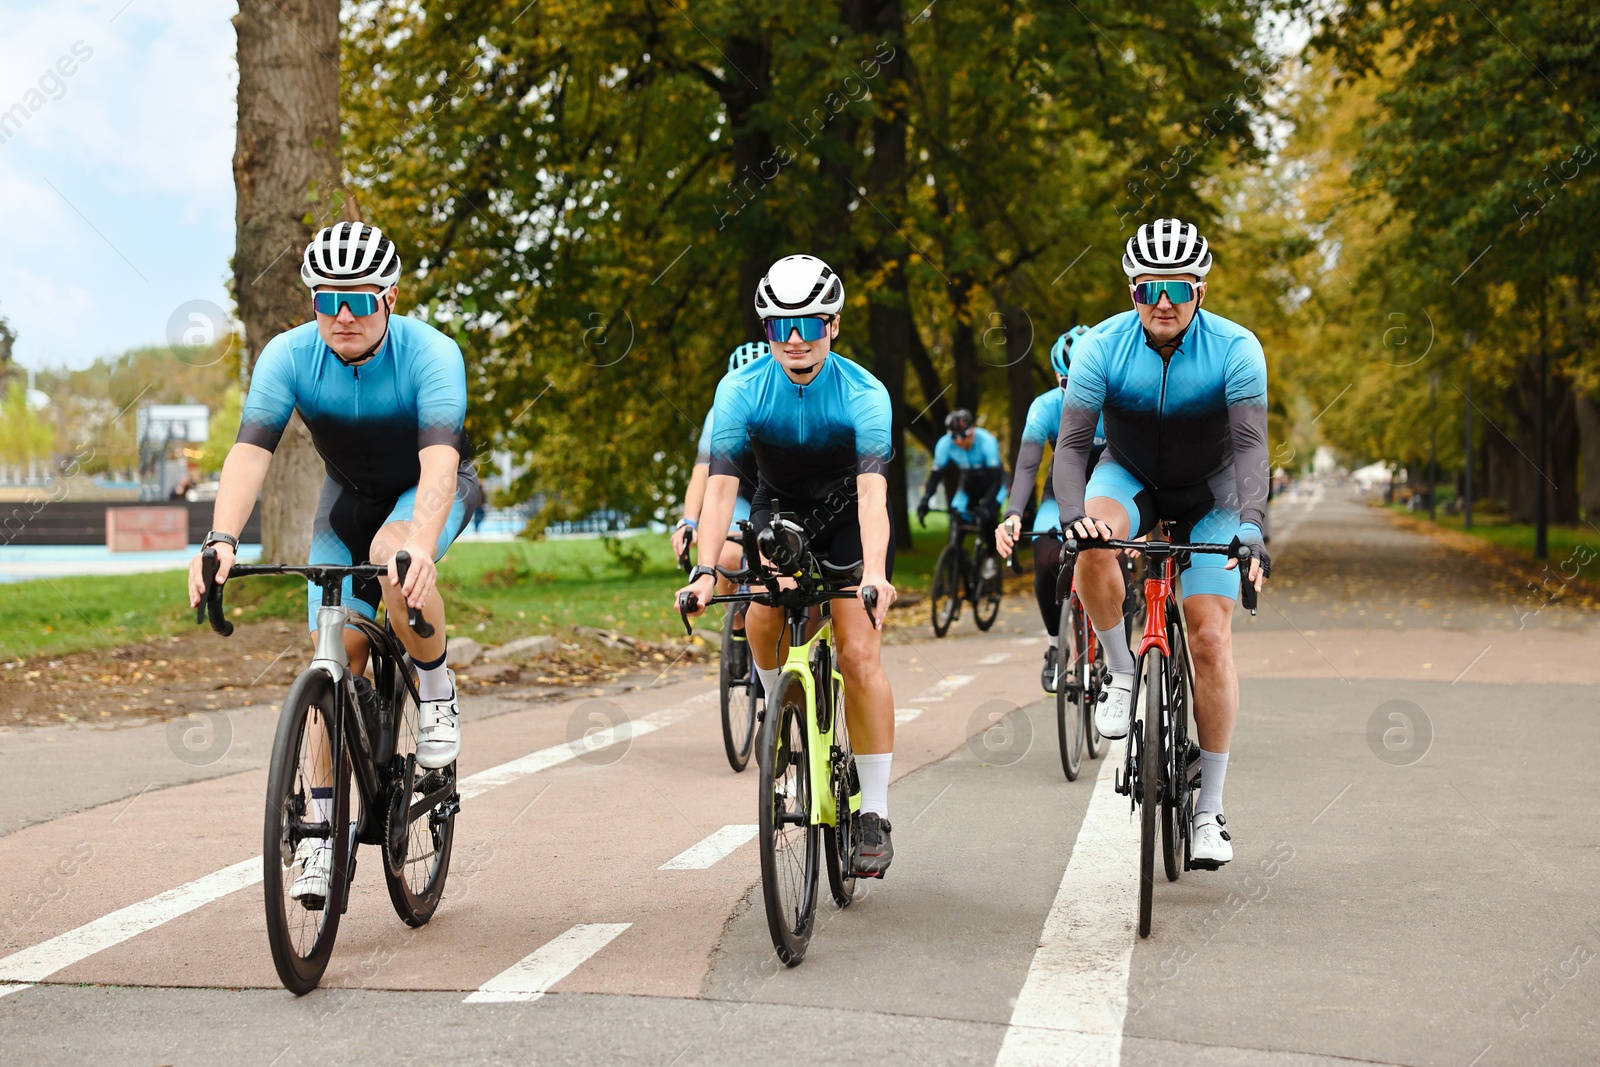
xmin=758 ymin=517 xmax=809 ymax=577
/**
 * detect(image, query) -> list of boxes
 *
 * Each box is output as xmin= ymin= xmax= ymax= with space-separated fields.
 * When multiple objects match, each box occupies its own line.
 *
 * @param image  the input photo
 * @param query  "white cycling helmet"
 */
xmin=753 ymin=254 xmax=844 ymax=319
xmin=301 ymin=221 xmax=402 ymax=290
xmin=1122 ymin=218 xmax=1212 ymax=278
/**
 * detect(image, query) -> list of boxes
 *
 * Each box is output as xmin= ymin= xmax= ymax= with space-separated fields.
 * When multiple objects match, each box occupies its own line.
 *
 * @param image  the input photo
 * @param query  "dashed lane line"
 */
xmin=914 ymin=674 xmax=976 ymax=702
xmin=464 ymin=923 xmax=632 ymax=1003
xmin=894 ymin=707 xmax=924 ymax=726
xmin=658 ymin=825 xmax=758 ymax=870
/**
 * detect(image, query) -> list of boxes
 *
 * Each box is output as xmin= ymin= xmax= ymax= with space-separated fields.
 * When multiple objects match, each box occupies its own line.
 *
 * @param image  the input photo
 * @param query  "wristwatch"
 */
xmin=675 ymin=517 xmax=698 ymax=530
xmin=203 ymin=531 xmax=239 ymax=551
xmin=688 ymin=565 xmax=718 ymax=584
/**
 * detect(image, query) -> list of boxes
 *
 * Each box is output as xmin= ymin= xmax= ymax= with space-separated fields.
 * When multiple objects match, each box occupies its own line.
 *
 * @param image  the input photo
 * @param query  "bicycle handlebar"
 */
xmin=1061 ymin=533 xmax=1260 ymax=614
xmin=677 ymin=585 xmax=880 ymax=635
xmin=196 ymin=548 xmax=435 ymax=637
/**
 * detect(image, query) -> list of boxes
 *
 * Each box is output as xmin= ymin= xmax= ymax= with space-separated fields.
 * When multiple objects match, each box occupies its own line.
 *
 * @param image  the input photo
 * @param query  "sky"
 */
xmin=0 ymin=0 xmax=238 ymax=371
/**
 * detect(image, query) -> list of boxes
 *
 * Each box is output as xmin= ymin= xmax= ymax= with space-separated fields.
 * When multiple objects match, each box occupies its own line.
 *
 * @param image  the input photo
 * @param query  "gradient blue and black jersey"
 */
xmin=238 ymin=315 xmax=470 ymax=500
xmin=1004 ymin=387 xmax=1105 ymax=523
xmin=695 ymin=407 xmax=758 ymax=503
xmin=1052 ymin=308 xmax=1268 ymax=530
xmin=708 ymin=352 xmax=892 ymax=504
xmin=921 ymin=427 xmax=1007 ymax=516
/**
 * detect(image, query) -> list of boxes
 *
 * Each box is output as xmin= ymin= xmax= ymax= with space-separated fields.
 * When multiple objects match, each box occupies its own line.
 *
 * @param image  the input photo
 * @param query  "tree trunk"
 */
xmin=1575 ymin=390 xmax=1600 ymax=521
xmin=234 ymin=0 xmax=343 ymax=564
xmin=1000 ymin=301 xmax=1037 ymax=489
xmin=719 ymin=32 xmax=774 ymax=346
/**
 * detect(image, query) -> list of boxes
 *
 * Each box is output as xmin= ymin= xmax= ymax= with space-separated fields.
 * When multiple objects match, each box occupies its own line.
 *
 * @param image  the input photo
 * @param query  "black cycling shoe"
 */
xmin=1040 ymin=646 xmax=1059 ymax=693
xmin=851 ymin=813 xmax=894 ymax=877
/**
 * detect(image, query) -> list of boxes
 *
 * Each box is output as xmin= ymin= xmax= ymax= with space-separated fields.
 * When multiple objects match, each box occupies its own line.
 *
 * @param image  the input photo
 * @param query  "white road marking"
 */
xmin=464 ymin=923 xmax=631 ymax=1003
xmin=0 ymin=692 xmax=712 ymax=985
xmin=659 ymin=824 xmax=758 ymax=870
xmin=894 ymin=707 xmax=924 ymax=726
xmin=977 ymin=653 xmax=1012 ymax=665
xmin=915 ymin=674 xmax=976 ymax=702
xmin=0 ymin=984 xmax=31 ymax=998
xmin=0 ymin=859 xmax=260 ymax=984
xmin=995 ymin=743 xmax=1138 ymax=1067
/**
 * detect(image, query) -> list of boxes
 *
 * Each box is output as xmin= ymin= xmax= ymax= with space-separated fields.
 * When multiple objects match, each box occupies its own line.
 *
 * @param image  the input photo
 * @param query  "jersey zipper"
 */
xmin=352 ymin=363 xmax=361 ymax=424
xmin=1155 ymin=352 xmax=1171 ymax=482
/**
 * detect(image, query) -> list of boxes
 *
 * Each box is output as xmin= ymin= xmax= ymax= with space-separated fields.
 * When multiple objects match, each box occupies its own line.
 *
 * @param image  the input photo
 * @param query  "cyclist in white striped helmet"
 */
xmin=1052 ymin=218 xmax=1271 ymax=869
xmin=189 ymin=220 xmax=481 ymax=905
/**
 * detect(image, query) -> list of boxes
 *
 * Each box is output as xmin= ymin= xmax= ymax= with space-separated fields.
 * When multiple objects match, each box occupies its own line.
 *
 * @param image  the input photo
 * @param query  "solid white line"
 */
xmin=995 ymin=743 xmax=1138 ymax=1067
xmin=658 ymin=824 xmax=758 ymax=870
xmin=894 ymin=707 xmax=924 ymax=726
xmin=464 ymin=923 xmax=631 ymax=1003
xmin=0 ymin=983 xmax=32 ymax=998
xmin=977 ymin=653 xmax=1012 ymax=666
xmin=1 ymin=691 xmax=712 ymax=985
xmin=0 ymin=859 xmax=261 ymax=984
xmin=915 ymin=674 xmax=976 ymax=702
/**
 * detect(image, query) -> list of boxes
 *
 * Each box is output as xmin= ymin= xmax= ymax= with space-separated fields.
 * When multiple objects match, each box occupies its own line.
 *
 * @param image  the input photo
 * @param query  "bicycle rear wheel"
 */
xmin=930 ymin=543 xmax=961 ymax=637
xmin=263 ymin=670 xmax=351 ymax=995
xmin=720 ymin=607 xmax=758 ymax=772
xmin=973 ymin=546 xmax=1003 ymax=631
xmin=823 ymin=672 xmax=859 ymax=907
xmin=1138 ymin=652 xmax=1161 ymax=939
xmin=382 ymin=659 xmax=458 ymax=927
xmin=1161 ymin=616 xmax=1194 ymax=882
xmin=1055 ymin=599 xmax=1083 ymax=781
xmin=758 ymin=672 xmax=820 ymax=965
xmin=1074 ymin=599 xmax=1105 ymax=760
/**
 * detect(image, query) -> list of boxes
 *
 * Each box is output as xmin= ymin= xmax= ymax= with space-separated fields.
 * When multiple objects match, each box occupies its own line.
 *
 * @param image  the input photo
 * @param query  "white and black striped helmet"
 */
xmin=300 ymin=222 xmax=402 ymax=289
xmin=753 ymin=254 xmax=844 ymax=318
xmin=1122 ymin=218 xmax=1213 ymax=278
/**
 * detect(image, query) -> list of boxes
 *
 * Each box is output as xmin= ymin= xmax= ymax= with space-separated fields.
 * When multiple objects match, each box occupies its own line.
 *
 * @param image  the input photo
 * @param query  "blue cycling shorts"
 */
xmin=1085 ymin=457 xmax=1242 ymax=602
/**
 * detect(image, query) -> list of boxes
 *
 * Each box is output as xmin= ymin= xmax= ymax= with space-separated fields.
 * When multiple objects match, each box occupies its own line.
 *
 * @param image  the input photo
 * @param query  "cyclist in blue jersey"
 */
xmin=1054 ymin=219 xmax=1270 ymax=869
xmin=676 ymin=254 xmax=900 ymax=876
xmin=994 ymin=326 xmax=1106 ymax=692
xmin=915 ymin=409 xmax=1007 ymax=538
xmin=187 ymin=222 xmax=479 ymax=901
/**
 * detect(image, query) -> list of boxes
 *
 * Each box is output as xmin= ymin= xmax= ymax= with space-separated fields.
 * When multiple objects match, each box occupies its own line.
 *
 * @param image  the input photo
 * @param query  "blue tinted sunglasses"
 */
xmin=763 ymin=316 xmax=831 ymax=343
xmin=1132 ymin=280 xmax=1196 ymax=306
xmin=314 ymin=290 xmax=385 ymax=317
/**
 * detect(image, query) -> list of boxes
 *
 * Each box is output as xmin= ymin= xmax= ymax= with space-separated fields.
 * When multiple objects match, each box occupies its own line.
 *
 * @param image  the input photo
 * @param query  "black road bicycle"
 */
xmin=197 ymin=549 xmax=459 ymax=994
xmin=717 ymin=531 xmax=761 ymax=772
xmin=929 ymin=510 xmax=1004 ymax=637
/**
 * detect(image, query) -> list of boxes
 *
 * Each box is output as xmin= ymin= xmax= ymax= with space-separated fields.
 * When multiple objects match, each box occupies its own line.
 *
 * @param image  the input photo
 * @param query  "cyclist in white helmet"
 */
xmin=1054 ymin=218 xmax=1270 ymax=869
xmin=188 ymin=221 xmax=480 ymax=903
xmin=676 ymin=254 xmax=901 ymax=877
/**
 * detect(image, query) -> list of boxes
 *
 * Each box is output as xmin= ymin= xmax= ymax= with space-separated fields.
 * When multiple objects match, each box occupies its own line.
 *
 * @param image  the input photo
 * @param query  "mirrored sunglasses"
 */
xmin=1132 ymin=280 xmax=1196 ymax=306
xmin=763 ymin=316 xmax=830 ymax=343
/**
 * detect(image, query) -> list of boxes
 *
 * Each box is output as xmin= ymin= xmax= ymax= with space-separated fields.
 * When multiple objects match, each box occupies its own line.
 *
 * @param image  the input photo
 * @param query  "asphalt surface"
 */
xmin=2 ymin=485 xmax=1597 ymax=1066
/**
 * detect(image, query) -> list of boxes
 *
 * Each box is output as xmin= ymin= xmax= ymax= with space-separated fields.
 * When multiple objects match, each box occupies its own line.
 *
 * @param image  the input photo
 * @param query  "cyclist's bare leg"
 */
xmin=832 ymin=596 xmax=893 ymax=754
xmin=1074 ymin=497 xmax=1133 ymax=631
xmin=367 ymin=520 xmax=448 ymax=669
xmin=1181 ymin=593 xmax=1237 ymax=753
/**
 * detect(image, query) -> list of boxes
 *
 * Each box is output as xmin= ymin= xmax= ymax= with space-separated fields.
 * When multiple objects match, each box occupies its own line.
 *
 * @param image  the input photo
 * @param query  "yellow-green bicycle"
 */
xmin=680 ymin=515 xmax=879 ymax=965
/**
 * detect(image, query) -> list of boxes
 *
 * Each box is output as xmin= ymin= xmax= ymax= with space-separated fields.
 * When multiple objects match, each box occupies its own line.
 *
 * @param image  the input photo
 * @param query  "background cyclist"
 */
xmin=186 ymin=221 xmax=480 ymax=900
xmin=915 ymin=409 xmax=1007 ymax=544
xmin=994 ymin=326 xmax=1105 ymax=692
xmin=1053 ymin=218 xmax=1270 ymax=869
xmin=675 ymin=254 xmax=900 ymax=877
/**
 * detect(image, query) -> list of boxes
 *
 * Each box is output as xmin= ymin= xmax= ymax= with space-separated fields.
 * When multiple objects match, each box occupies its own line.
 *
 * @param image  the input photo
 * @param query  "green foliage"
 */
xmin=600 ymin=533 xmax=648 ymax=577
xmin=0 ymin=382 xmax=55 ymax=467
xmin=198 ymin=385 xmax=242 ymax=475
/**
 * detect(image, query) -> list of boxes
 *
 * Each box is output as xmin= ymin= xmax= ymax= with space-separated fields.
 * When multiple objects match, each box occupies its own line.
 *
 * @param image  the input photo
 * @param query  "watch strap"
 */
xmin=203 ymin=531 xmax=239 ymax=551
xmin=688 ymin=565 xmax=718 ymax=583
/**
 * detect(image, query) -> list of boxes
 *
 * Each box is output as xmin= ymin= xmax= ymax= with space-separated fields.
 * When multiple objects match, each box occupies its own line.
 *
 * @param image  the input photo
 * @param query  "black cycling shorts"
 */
xmin=750 ymin=488 xmax=895 ymax=581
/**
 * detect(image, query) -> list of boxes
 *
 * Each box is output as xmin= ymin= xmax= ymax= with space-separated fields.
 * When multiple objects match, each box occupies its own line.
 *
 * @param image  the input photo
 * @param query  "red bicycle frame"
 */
xmin=1134 ymin=554 xmax=1178 ymax=657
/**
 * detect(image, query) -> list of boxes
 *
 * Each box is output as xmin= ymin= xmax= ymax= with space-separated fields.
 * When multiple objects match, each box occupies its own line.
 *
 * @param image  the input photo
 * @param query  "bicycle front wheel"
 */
xmin=758 ymin=672 xmax=820 ymax=965
xmin=720 ymin=607 xmax=758 ymax=772
xmin=930 ymin=543 xmax=961 ymax=637
xmin=1138 ymin=651 xmax=1162 ymax=939
xmin=1080 ymin=602 xmax=1105 ymax=761
xmin=973 ymin=546 xmax=1003 ymax=631
xmin=1161 ymin=616 xmax=1193 ymax=883
xmin=1055 ymin=599 xmax=1082 ymax=781
xmin=383 ymin=661 xmax=458 ymax=927
xmin=823 ymin=673 xmax=858 ymax=908
xmin=263 ymin=670 xmax=351 ymax=995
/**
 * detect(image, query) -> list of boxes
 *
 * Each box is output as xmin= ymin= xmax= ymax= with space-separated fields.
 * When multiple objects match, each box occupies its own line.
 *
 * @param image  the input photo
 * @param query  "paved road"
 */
xmin=2 ymin=487 xmax=1597 ymax=1066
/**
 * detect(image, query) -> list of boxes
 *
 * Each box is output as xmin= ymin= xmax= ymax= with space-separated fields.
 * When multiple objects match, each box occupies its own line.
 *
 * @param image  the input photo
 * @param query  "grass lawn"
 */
xmin=3 ymin=517 xmax=958 ymax=663
xmin=1389 ymin=506 xmax=1600 ymax=585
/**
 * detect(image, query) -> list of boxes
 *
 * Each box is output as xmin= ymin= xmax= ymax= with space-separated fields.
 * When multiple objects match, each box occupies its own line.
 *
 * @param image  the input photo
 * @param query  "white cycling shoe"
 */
xmin=1190 ymin=811 xmax=1233 ymax=869
xmin=289 ymin=839 xmax=333 ymax=906
xmin=416 ymin=670 xmax=461 ymax=769
xmin=1094 ymin=672 xmax=1135 ymax=740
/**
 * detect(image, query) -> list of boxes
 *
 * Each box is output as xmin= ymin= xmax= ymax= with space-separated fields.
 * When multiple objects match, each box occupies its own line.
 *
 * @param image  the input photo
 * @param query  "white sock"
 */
xmin=756 ymin=664 xmax=783 ymax=701
xmin=310 ymin=788 xmax=333 ymax=840
xmin=1047 ymin=633 xmax=1058 ymax=649
xmin=1198 ymin=749 xmax=1229 ymax=816
xmin=855 ymin=753 xmax=893 ymax=819
xmin=1096 ymin=623 xmax=1136 ymax=675
xmin=416 ymin=662 xmax=454 ymax=703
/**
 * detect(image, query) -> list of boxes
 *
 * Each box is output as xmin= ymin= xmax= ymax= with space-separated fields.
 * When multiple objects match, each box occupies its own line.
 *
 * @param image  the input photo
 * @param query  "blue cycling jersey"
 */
xmin=695 ymin=406 xmax=758 ymax=501
xmin=1020 ymin=389 xmax=1105 ymax=452
xmin=709 ymin=352 xmax=892 ymax=503
xmin=1005 ymin=387 xmax=1105 ymax=513
xmin=931 ymin=427 xmax=1003 ymax=470
xmin=238 ymin=316 xmax=470 ymax=501
xmin=1053 ymin=307 xmax=1268 ymax=529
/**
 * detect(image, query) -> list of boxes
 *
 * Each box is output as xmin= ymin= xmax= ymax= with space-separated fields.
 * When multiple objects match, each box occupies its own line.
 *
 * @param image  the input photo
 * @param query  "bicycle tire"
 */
xmin=758 ymin=672 xmax=819 ymax=965
xmin=719 ymin=608 xmax=758 ymax=771
xmin=1138 ymin=652 xmax=1160 ymax=939
xmin=1055 ymin=599 xmax=1082 ymax=781
xmin=382 ymin=657 xmax=458 ymax=927
xmin=823 ymin=672 xmax=858 ymax=908
xmin=930 ymin=543 xmax=961 ymax=637
xmin=1162 ymin=615 xmax=1194 ymax=882
xmin=262 ymin=670 xmax=351 ymax=995
xmin=1076 ymin=600 xmax=1105 ymax=760
xmin=973 ymin=545 xmax=1003 ymax=631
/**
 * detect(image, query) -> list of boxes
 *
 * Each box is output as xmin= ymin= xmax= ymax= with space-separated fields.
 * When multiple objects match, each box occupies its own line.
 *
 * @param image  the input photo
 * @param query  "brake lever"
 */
xmin=1236 ymin=543 xmax=1259 ymax=615
xmin=200 ymin=548 xmax=235 ymax=637
xmin=677 ymin=591 xmax=699 ymax=636
xmin=861 ymin=586 xmax=881 ymax=631
xmin=394 ymin=551 xmax=435 ymax=638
